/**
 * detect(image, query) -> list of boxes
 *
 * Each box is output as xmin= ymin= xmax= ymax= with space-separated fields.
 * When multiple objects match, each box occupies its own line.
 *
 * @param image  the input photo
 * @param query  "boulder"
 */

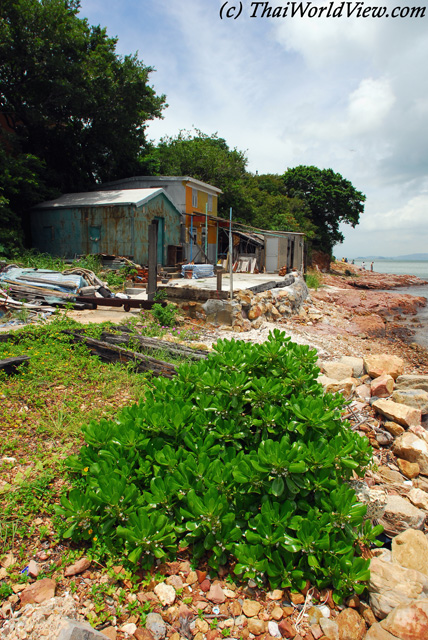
xmin=380 ymin=598 xmax=428 ymax=640
xmin=408 ymin=487 xmax=428 ymax=511
xmin=408 ymin=424 xmax=428 ymax=444
xmin=383 ymin=421 xmax=405 ymax=437
xmin=364 ymin=354 xmax=405 ymax=380
xmin=57 ymin=620 xmax=109 ymax=639
xmin=20 ymin=578 xmax=56 ymax=605
xmin=378 ymin=466 xmax=405 ymax=484
xmin=396 ymin=458 xmax=420 ymax=479
xmin=392 ymin=389 xmax=428 ymax=415
xmin=393 ymin=432 xmax=428 ymax=475
xmin=340 ymin=356 xmax=364 ymax=378
xmin=378 ymin=494 xmax=425 ymax=535
xmin=395 ymin=374 xmax=428 ymax=393
xmin=317 ymin=375 xmax=355 ymax=398
xmin=371 ymin=374 xmax=394 ymax=398
xmin=364 ymin=623 xmax=399 ymax=639
xmin=369 ymin=557 xmax=428 ymax=619
xmin=321 ymin=361 xmax=353 ymax=381
xmin=373 ymin=399 xmax=421 ymax=428
xmin=392 ymin=529 xmax=428 ymax=576
xmin=335 ymin=608 xmax=366 ymax=640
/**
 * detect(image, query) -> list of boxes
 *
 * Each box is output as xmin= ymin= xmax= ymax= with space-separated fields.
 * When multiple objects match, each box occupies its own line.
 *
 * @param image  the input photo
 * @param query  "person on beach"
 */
xmin=362 ymin=261 xmax=366 ymax=270
xmin=370 ymin=261 xmax=374 ymax=272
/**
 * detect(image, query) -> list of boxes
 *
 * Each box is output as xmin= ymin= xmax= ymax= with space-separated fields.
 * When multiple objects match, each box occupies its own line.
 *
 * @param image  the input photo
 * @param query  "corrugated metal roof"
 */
xmin=33 ymin=188 xmax=171 ymax=209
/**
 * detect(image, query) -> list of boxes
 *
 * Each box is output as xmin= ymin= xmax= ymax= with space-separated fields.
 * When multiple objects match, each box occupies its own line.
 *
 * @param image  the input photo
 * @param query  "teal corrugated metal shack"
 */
xmin=31 ymin=188 xmax=181 ymax=265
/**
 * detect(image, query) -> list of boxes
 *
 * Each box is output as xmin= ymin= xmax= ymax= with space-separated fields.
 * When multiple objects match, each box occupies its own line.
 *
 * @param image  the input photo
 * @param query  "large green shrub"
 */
xmin=58 ymin=330 xmax=378 ymax=601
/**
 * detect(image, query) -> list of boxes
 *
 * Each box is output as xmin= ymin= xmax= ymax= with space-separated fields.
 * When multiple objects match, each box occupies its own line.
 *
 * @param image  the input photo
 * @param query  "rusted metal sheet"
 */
xmin=31 ymin=192 xmax=181 ymax=266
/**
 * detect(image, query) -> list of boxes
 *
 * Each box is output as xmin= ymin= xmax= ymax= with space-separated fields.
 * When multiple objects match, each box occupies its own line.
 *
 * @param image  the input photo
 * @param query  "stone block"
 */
xmin=321 ymin=361 xmax=353 ymax=381
xmin=393 ymin=432 xmax=428 ymax=475
xmin=369 ymin=557 xmax=428 ymax=619
xmin=340 ymin=355 xmax=365 ymax=378
xmin=370 ymin=374 xmax=394 ymax=398
xmin=395 ymin=374 xmax=428 ymax=393
xmin=392 ymin=389 xmax=428 ymax=414
xmin=378 ymin=493 xmax=425 ymax=534
xmin=373 ymin=398 xmax=421 ymax=428
xmin=57 ymin=620 xmax=109 ymax=640
xmin=392 ymin=528 xmax=428 ymax=576
xmin=364 ymin=354 xmax=405 ymax=380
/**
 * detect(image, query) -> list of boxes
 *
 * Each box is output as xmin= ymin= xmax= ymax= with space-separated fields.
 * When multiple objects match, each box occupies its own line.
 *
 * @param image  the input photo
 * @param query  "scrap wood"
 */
xmin=99 ymin=330 xmax=208 ymax=361
xmin=0 ymin=355 xmax=29 ymax=375
xmin=63 ymin=331 xmax=177 ymax=377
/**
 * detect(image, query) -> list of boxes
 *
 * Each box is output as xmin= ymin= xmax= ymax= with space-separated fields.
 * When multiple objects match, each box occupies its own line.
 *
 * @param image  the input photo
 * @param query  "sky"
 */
xmin=77 ymin=0 xmax=428 ymax=258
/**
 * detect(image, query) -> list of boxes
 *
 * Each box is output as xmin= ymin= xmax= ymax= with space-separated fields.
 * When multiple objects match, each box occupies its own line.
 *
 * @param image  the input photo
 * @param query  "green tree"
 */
xmin=148 ymin=129 xmax=251 ymax=219
xmin=281 ymin=166 xmax=365 ymax=255
xmin=0 ymin=0 xmax=165 ymax=248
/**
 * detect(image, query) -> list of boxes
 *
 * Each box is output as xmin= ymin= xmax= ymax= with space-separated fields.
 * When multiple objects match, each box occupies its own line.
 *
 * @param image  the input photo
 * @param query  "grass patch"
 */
xmin=304 ymin=270 xmax=321 ymax=290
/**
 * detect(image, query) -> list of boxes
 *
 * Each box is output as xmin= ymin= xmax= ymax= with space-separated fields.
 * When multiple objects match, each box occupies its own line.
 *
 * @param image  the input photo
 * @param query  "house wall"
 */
xmin=31 ymin=193 xmax=180 ymax=265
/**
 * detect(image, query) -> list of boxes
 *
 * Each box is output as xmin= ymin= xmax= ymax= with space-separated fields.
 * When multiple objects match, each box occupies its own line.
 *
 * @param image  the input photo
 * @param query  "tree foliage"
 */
xmin=0 ymin=0 xmax=165 ymax=250
xmin=281 ymin=166 xmax=366 ymax=255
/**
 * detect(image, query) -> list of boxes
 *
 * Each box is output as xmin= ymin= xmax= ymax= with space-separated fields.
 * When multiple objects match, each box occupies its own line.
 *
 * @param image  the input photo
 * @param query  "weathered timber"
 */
xmin=74 ymin=297 xmax=166 ymax=312
xmin=157 ymin=286 xmax=228 ymax=301
xmin=0 ymin=334 xmax=14 ymax=343
xmin=0 ymin=355 xmax=29 ymax=375
xmin=64 ymin=331 xmax=176 ymax=377
xmin=99 ymin=331 xmax=208 ymax=361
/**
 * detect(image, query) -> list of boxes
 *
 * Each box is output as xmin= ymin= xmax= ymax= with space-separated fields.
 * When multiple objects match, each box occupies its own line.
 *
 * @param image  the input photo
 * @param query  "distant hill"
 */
xmin=355 ymin=253 xmax=428 ymax=261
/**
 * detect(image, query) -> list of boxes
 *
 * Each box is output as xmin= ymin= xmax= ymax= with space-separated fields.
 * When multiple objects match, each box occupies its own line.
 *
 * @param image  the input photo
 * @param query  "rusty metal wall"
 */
xmin=31 ymin=193 xmax=181 ymax=265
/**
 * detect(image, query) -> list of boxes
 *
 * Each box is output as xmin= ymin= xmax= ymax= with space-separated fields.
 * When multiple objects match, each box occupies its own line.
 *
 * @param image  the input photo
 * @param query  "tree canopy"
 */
xmin=281 ymin=166 xmax=365 ymax=255
xmin=0 ymin=0 xmax=165 ymax=250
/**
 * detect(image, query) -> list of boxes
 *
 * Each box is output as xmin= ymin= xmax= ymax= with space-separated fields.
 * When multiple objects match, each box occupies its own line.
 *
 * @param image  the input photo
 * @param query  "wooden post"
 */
xmin=147 ymin=221 xmax=158 ymax=301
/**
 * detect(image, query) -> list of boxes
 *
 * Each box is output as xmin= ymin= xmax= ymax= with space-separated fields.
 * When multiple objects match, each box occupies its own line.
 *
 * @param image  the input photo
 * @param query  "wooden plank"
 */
xmin=64 ymin=332 xmax=177 ymax=377
xmin=157 ymin=286 xmax=228 ymax=301
xmin=99 ymin=331 xmax=208 ymax=361
xmin=0 ymin=355 xmax=29 ymax=375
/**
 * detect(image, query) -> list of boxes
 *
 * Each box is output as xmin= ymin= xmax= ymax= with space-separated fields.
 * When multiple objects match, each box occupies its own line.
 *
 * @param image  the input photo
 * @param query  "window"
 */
xmin=207 ymin=194 xmax=213 ymax=212
xmin=192 ymin=189 xmax=198 ymax=208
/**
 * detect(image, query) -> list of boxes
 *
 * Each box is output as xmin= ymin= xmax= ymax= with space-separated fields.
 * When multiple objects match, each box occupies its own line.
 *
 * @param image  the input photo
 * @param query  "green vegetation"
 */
xmin=59 ymin=330 xmax=379 ymax=602
xmin=304 ymin=271 xmax=321 ymax=290
xmin=0 ymin=309 xmax=201 ymax=565
xmin=0 ymin=0 xmax=165 ymax=253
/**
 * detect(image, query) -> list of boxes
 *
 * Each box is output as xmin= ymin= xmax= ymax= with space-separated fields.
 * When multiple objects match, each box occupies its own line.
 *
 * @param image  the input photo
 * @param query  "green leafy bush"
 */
xmin=58 ymin=330 xmax=378 ymax=601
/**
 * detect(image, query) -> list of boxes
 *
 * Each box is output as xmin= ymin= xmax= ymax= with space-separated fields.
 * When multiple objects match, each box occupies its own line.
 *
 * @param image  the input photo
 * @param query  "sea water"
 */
xmin=352 ymin=259 xmax=428 ymax=348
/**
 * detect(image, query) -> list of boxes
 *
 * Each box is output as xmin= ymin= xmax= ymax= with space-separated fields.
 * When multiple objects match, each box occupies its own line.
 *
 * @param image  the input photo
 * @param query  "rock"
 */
xmin=271 ymin=606 xmax=283 ymax=620
xmin=408 ymin=424 xmax=428 ymax=444
xmin=392 ymin=529 xmax=428 ymax=576
xmin=64 ymin=557 xmax=91 ymax=577
xmin=206 ymin=583 xmax=226 ymax=604
xmin=393 ymin=432 xmax=428 ymax=475
xmin=371 ymin=374 xmax=394 ymax=398
xmin=153 ymin=583 xmax=176 ymax=606
xmin=20 ymin=578 xmax=56 ymax=605
xmin=392 ymin=389 xmax=428 ymax=414
xmin=100 ymin=626 xmax=117 ymax=640
xmin=243 ymin=599 xmax=262 ymax=617
xmin=395 ymin=374 xmax=428 ymax=393
xmin=57 ymin=620 xmax=108 ymax=639
xmin=134 ymin=629 xmax=155 ymax=640
xmin=379 ymin=493 xmax=426 ymax=534
xmin=335 ymin=608 xmax=366 ymax=640
xmin=28 ymin=559 xmax=41 ymax=578
xmin=350 ymin=480 xmax=387 ymax=520
xmin=322 ymin=361 xmax=353 ymax=380
xmin=364 ymin=623 xmax=397 ymax=639
xmin=364 ymin=354 xmax=405 ymax=380
xmin=378 ymin=465 xmax=405 ymax=484
xmin=413 ymin=475 xmax=428 ymax=492
xmin=317 ymin=375 xmax=355 ymax=398
xmin=278 ymin=618 xmax=297 ymax=637
xmin=165 ymin=575 xmax=183 ymax=589
xmin=383 ymin=421 xmax=405 ymax=437
xmin=397 ymin=458 xmax=420 ymax=479
xmin=199 ymin=578 xmax=210 ymax=591
xmin=145 ymin=612 xmax=167 ymax=640
xmin=369 ymin=557 xmax=428 ymax=619
xmin=247 ymin=618 xmax=266 ymax=635
xmin=355 ymin=384 xmax=371 ymax=402
xmin=267 ymin=589 xmax=284 ymax=600
xmin=268 ymin=620 xmax=282 ymax=637
xmin=373 ymin=399 xmax=421 ymax=428
xmin=186 ymin=570 xmax=198 ymax=585
xmin=340 ymin=356 xmax=364 ymax=378
xmin=380 ymin=598 xmax=428 ymax=640
xmin=408 ymin=487 xmax=428 ymax=510
xmin=319 ymin=617 xmax=339 ymax=640
xmin=120 ymin=622 xmax=137 ymax=635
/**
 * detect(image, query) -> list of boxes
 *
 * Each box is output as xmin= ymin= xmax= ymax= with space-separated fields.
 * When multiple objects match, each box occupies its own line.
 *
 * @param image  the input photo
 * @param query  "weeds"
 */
xmin=304 ymin=271 xmax=321 ymax=290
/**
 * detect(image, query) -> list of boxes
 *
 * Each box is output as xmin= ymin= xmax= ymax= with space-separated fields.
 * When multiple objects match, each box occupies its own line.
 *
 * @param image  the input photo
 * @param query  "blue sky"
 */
xmin=78 ymin=0 xmax=428 ymax=258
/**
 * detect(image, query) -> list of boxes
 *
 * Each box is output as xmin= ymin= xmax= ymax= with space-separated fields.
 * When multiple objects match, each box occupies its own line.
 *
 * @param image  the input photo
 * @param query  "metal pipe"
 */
xmin=205 ymin=203 xmax=208 ymax=262
xmin=190 ymin=214 xmax=193 ymax=263
xmin=229 ymin=207 xmax=233 ymax=300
